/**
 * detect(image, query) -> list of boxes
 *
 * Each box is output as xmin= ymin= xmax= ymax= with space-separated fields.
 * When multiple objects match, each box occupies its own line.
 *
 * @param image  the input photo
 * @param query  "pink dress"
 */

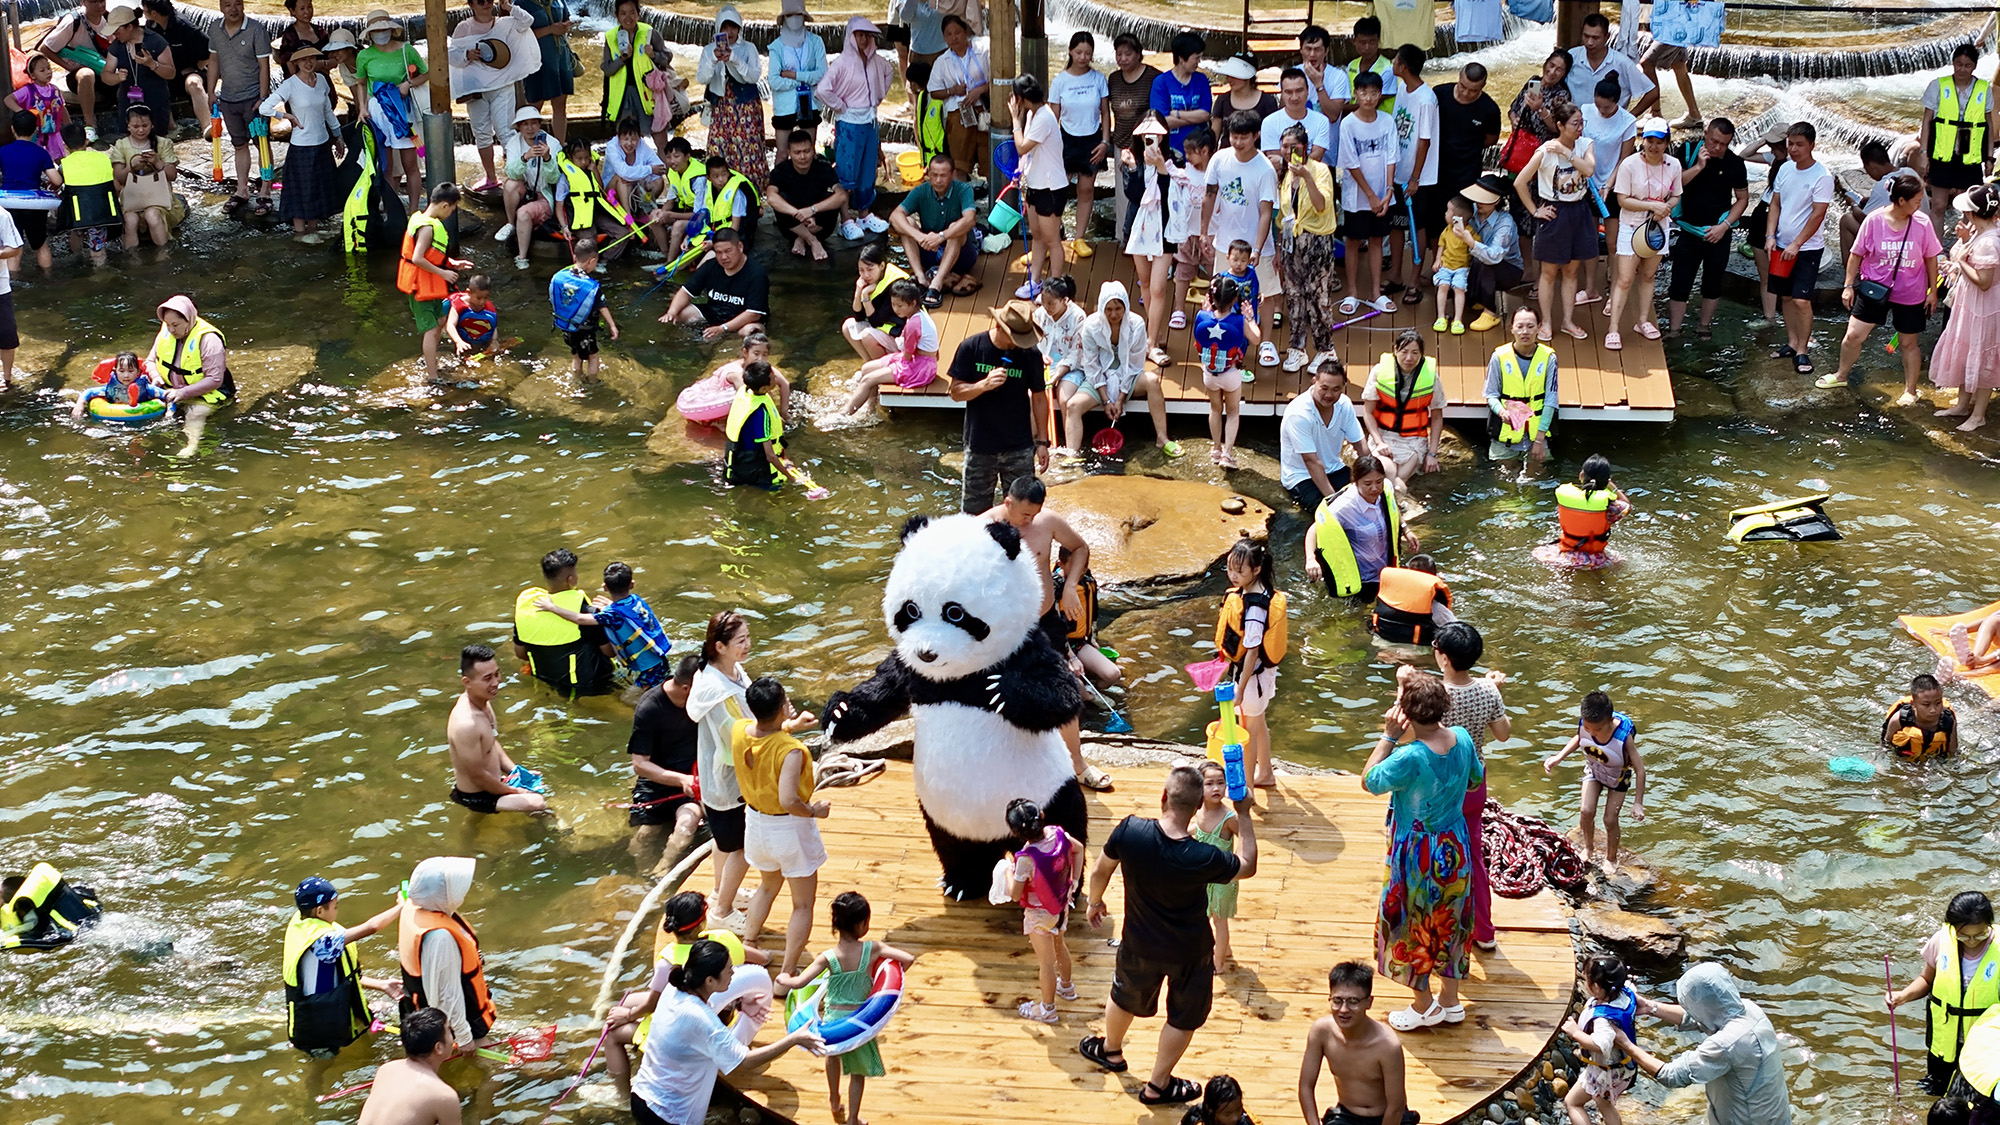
xmin=1931 ymin=226 xmax=2000 ymax=392
xmin=13 ymin=83 xmax=66 ymax=161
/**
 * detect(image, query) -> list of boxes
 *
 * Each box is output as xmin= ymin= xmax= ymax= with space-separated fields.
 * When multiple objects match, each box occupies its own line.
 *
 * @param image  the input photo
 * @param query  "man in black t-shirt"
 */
xmin=660 ymin=228 xmax=769 ymax=339
xmin=767 ymin=128 xmax=847 ymax=262
xmin=949 ymin=299 xmax=1049 ymax=515
xmin=629 ymin=655 xmax=703 ymax=873
xmin=1077 ymin=765 xmax=1257 ymax=1107
xmin=1431 ymin=62 xmax=1501 ymax=202
xmin=1667 ymin=117 xmax=1750 ymax=337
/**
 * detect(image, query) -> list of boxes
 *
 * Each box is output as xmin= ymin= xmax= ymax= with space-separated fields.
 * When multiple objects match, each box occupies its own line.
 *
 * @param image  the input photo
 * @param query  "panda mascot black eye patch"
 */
xmin=822 ymin=513 xmax=1087 ymax=900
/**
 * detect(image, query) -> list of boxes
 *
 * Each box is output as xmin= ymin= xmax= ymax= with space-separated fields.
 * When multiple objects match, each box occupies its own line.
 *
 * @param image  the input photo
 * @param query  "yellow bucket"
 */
xmin=896 ymin=150 xmax=924 ymax=186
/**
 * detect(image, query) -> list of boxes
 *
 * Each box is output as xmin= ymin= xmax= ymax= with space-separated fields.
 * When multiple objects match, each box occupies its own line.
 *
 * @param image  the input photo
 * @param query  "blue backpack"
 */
xmin=549 ymin=267 xmax=601 ymax=333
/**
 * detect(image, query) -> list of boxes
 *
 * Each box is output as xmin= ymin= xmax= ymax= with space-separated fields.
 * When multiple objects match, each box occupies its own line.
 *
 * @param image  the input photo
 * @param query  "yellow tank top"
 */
xmin=730 ymin=720 xmax=813 ymax=816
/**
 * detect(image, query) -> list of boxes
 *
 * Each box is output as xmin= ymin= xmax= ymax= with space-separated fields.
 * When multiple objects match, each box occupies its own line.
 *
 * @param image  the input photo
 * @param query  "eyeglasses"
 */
xmin=1959 ymin=927 xmax=1993 ymax=943
xmin=1328 ymin=997 xmax=1369 ymax=1010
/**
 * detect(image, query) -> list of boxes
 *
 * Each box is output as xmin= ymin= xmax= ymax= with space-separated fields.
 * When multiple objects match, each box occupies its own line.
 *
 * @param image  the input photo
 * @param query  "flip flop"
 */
xmin=1563 ymin=325 xmax=1589 ymax=340
xmin=1078 ymin=1036 xmax=1128 ymax=1073
xmin=1814 ymin=372 xmax=1846 ymax=389
xmin=1138 ymin=1077 xmax=1200 ymax=1106
xmin=1573 ymin=291 xmax=1594 ymax=306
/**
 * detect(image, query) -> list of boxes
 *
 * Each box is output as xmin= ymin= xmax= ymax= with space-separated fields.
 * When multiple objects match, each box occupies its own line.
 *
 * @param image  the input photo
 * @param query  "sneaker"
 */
xmin=493 ymin=222 xmax=515 ymax=243
xmin=1283 ymin=348 xmax=1308 ymax=372
xmin=1015 ymin=278 xmax=1042 ymax=300
xmin=1019 ymin=1000 xmax=1059 ymax=1024
xmin=1468 ymin=310 xmax=1501 ymax=332
xmin=1372 ymin=295 xmax=1397 ymax=313
xmin=860 ymin=213 xmax=889 ymax=234
xmin=84 ymin=125 xmax=98 ymax=144
xmin=515 ymin=256 xmax=531 ymax=271
xmin=1056 ymin=978 xmax=1079 ymax=1001
xmin=1451 ymin=320 xmax=1466 ymax=335
xmin=1258 ymin=341 xmax=1279 ymax=367
xmin=1432 ymin=315 xmax=1449 ymax=332
xmin=839 ymin=218 xmax=867 ymax=241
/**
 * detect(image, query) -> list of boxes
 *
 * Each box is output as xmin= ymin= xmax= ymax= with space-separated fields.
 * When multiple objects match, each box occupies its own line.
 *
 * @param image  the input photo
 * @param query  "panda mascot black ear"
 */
xmin=899 ymin=515 xmax=932 ymax=543
xmin=984 ymin=521 xmax=1022 ymax=560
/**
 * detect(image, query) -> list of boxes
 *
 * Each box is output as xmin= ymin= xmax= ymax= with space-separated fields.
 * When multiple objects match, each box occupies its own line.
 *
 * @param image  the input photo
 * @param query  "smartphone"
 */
xmin=1525 ymin=78 xmax=1542 ymax=96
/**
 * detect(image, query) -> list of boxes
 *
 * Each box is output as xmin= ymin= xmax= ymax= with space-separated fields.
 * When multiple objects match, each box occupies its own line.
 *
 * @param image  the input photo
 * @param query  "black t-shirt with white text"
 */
xmin=948 ymin=330 xmax=1045 ymax=455
xmin=684 ymin=257 xmax=770 ymax=324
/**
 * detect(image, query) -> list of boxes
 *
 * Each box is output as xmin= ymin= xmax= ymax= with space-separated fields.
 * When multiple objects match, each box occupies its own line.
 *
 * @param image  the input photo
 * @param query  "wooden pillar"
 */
xmin=426 ymin=0 xmax=452 ymax=118
xmin=1555 ymin=0 xmax=1597 ymax=50
xmin=1019 ymin=0 xmax=1047 ymax=92
xmin=988 ymin=0 xmax=1016 ymax=175
xmin=424 ymin=0 xmax=456 ymax=189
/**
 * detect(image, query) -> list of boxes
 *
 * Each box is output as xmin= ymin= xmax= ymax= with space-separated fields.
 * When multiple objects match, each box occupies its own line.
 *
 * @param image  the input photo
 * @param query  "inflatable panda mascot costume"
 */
xmin=824 ymin=513 xmax=1088 ymax=900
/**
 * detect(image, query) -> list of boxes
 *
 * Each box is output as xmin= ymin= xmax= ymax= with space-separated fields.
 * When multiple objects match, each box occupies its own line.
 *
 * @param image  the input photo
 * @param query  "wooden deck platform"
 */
xmin=731 ymin=764 xmax=1578 ymax=1125
xmin=883 ymin=246 xmax=1675 ymax=422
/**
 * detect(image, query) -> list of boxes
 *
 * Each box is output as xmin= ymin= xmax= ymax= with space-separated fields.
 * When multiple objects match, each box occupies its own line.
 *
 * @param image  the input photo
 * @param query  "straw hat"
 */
xmin=1630 ymin=218 xmax=1666 ymax=259
xmin=363 ymin=9 xmax=400 ymax=35
xmin=326 ymin=27 xmax=359 ymax=50
xmin=512 ymin=105 xmax=545 ymax=125
xmin=470 ymin=36 xmax=511 ymax=69
xmin=990 ymin=300 xmax=1044 ymax=345
xmin=288 ymin=45 xmax=322 ymax=63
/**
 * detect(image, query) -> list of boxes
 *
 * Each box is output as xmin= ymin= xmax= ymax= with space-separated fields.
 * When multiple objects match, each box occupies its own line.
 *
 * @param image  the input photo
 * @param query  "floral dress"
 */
xmin=1364 ymin=727 xmax=1483 ymax=985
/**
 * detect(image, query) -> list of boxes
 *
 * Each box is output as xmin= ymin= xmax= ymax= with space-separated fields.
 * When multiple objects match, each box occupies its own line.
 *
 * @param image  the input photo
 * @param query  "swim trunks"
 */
xmin=1321 ymin=1109 xmax=1421 ymax=1125
xmin=449 ymin=787 xmax=502 ymax=814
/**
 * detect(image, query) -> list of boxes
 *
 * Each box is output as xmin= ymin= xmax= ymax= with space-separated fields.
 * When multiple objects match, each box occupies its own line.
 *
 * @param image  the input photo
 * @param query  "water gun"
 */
xmin=209 ymin=102 xmax=223 ymax=183
xmin=1212 ymin=681 xmax=1249 ymax=801
xmin=250 ymin=116 xmax=274 ymax=183
xmin=778 ymin=457 xmax=830 ymax=500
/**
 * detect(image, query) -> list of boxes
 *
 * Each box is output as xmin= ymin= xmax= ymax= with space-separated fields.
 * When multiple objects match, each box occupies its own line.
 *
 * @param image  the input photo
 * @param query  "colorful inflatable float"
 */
xmin=783 ymin=954 xmax=905 ymax=1055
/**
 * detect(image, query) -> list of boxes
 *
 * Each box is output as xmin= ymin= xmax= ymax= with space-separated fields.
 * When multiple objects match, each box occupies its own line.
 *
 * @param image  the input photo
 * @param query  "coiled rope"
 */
xmin=1482 ymin=799 xmax=1588 ymax=898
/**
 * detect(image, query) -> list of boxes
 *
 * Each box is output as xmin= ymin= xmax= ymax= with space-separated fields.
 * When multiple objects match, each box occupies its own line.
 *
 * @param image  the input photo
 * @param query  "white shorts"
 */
xmin=1580 ymin=1063 xmax=1634 ymax=1101
xmin=1202 ymin=367 xmax=1243 ymax=393
xmin=1237 ymin=666 xmax=1277 ymax=717
xmin=1380 ymin=432 xmax=1430 ymax=469
xmin=463 ymin=86 xmax=517 ymax=148
xmin=1209 ymin=249 xmax=1283 ymax=298
xmin=842 ymin=317 xmax=894 ymax=350
xmin=744 ymin=807 xmax=827 ymax=878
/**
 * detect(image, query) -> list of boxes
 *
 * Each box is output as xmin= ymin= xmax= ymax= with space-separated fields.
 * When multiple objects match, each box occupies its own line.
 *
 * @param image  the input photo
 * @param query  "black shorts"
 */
xmin=7 ymin=207 xmax=45 ymax=250
xmin=1040 ymin=607 xmax=1073 ymax=652
xmin=630 ymin=790 xmax=693 ymax=827
xmin=1344 ymin=207 xmax=1392 ymax=241
xmin=631 ymin=1093 xmax=675 ymax=1125
xmin=1413 ymin=183 xmax=1449 ymax=237
xmin=564 ymin=327 xmax=600 ymax=358
xmin=1287 ymin=471 xmax=1348 ymax=515
xmin=705 ymin=801 xmax=746 ymax=851
xmin=1389 ymin=185 xmax=1412 ymax=230
xmin=0 ymin=292 xmax=19 ymax=352
xmin=1667 ymin=229 xmax=1732 ymax=302
xmin=1929 ymin=160 xmax=1984 ymax=191
xmin=1322 ymin=1108 xmax=1421 ymax=1125
xmin=1852 ymin=295 xmax=1927 ymax=335
xmin=1026 ymin=186 xmax=1065 ymax=217
xmin=450 ymin=787 xmax=502 ymax=814
xmin=1766 ymin=247 xmax=1822 ymax=300
xmin=1109 ymin=943 xmax=1214 ymax=1030
xmin=1534 ymin=198 xmax=1600 ymax=265
xmin=1740 ymin=201 xmax=1770 ymax=249
xmin=1061 ymin=130 xmax=1104 ymax=177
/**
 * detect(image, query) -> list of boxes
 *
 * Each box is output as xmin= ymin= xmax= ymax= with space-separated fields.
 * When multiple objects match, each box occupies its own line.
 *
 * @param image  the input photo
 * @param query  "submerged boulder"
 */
xmin=1577 ymin=904 xmax=1686 ymax=967
xmin=1041 ymin=475 xmax=1274 ymax=586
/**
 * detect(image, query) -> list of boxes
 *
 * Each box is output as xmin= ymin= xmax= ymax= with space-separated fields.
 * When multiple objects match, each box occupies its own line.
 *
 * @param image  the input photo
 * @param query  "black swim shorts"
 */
xmin=450 ymin=787 xmax=502 ymax=814
xmin=1109 ymin=943 xmax=1214 ymax=1030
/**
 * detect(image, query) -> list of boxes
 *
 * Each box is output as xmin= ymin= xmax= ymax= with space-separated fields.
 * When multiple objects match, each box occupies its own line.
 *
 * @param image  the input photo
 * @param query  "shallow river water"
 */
xmin=2 ymin=69 xmax=1998 ymax=1125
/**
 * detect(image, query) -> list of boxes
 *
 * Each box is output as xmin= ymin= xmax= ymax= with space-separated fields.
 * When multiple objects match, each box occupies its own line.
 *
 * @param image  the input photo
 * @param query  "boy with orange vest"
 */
xmin=1371 ymin=553 xmax=1456 ymax=646
xmin=397 ymin=855 xmax=500 ymax=1049
xmin=397 ymin=182 xmax=474 ymax=375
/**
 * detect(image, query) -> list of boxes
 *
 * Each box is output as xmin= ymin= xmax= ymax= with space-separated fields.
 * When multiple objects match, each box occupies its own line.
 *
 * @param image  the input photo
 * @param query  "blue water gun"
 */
xmin=1212 ymin=681 xmax=1249 ymax=802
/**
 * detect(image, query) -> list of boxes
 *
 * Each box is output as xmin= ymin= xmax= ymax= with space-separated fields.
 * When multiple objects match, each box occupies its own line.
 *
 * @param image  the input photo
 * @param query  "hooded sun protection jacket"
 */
xmin=686 ymin=661 xmax=752 ymax=811
xmin=696 ymin=8 xmax=763 ymax=101
xmin=1654 ymin=963 xmax=1794 ymax=1125
xmin=766 ymin=0 xmax=827 ymax=117
xmin=397 ymin=856 xmax=496 ymax=1045
xmin=817 ymin=18 xmax=891 ymax=118
xmin=1077 ymin=281 xmax=1148 ymax=402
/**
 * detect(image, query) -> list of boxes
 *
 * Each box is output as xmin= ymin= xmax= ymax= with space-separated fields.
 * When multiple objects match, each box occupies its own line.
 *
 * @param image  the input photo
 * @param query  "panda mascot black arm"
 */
xmin=824 ymin=513 xmax=1090 ymax=901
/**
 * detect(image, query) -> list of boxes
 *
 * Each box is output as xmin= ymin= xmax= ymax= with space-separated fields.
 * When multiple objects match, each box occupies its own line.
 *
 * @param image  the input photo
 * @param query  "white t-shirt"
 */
xmin=1260 ymin=108 xmax=1331 ymax=157
xmin=1279 ymin=391 xmax=1363 ymax=489
xmin=0 ymin=207 xmax=21 ymax=295
xmin=1204 ymin=147 xmax=1279 ymax=255
xmin=1048 ymin=67 xmax=1109 ymax=137
xmin=1392 ymin=80 xmax=1439 ymax=188
xmin=1019 ymin=105 xmax=1069 ymax=190
xmin=1565 ymin=46 xmax=1653 ymax=107
xmin=631 ymin=980 xmax=750 ymax=1125
xmin=603 ymin=137 xmax=662 ymax=185
xmin=1922 ymin=77 xmax=1981 ymax=117
xmin=1302 ymin=63 xmax=1350 ymax=115
xmin=1338 ymin=111 xmax=1398 ymax=212
xmin=1771 ymin=159 xmax=1836 ymax=252
xmin=1581 ymin=105 xmax=1636 ymax=194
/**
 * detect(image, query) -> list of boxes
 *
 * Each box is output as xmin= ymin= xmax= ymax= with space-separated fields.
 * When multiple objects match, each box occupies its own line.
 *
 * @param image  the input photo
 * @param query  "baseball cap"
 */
xmin=1639 ymin=117 xmax=1670 ymax=140
xmin=295 ymin=876 xmax=338 ymax=910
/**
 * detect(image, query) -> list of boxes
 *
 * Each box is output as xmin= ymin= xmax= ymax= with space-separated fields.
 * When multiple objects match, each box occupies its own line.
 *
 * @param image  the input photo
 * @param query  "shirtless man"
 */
xmin=1298 ymin=961 xmax=1417 ymax=1125
xmin=982 ymin=475 xmax=1112 ymax=792
xmin=357 ymin=1008 xmax=461 ymax=1125
xmin=446 ymin=644 xmax=547 ymax=814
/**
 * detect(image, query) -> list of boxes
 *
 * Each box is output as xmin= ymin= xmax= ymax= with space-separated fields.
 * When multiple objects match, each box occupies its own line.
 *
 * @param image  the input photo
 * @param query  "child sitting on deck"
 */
xmin=1561 ymin=954 xmax=1640 ymax=1125
xmin=1543 ymin=690 xmax=1645 ymax=876
xmin=1004 ymin=797 xmax=1081 ymax=1024
xmin=775 ymin=893 xmax=917 ymax=1125
xmin=1034 ymin=275 xmax=1087 ymax=394
xmin=71 ymin=351 xmax=163 ymax=419
xmin=1881 ymin=673 xmax=1957 ymax=760
xmin=842 ymin=279 xmax=939 ymax=415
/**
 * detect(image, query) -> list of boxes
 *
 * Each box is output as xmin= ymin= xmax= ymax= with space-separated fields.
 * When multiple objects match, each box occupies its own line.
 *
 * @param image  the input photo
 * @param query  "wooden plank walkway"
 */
xmin=881 ymin=245 xmax=1675 ymax=422
xmin=730 ymin=764 xmax=1577 ymax=1125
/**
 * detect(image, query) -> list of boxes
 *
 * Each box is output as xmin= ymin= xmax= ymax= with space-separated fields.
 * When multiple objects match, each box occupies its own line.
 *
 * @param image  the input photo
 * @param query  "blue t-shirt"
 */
xmin=0 ymin=139 xmax=53 ymax=193
xmin=1219 ymin=266 xmax=1261 ymax=315
xmin=1149 ymin=70 xmax=1212 ymax=153
xmin=1194 ymin=308 xmax=1247 ymax=374
xmin=1364 ymin=726 xmax=1483 ymax=834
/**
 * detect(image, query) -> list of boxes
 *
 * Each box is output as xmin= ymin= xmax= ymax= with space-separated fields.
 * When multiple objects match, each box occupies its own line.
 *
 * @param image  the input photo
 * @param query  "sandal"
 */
xmin=1537 ymin=325 xmax=1552 ymax=342
xmin=923 ymin=287 xmax=943 ymax=310
xmin=1772 ymin=343 xmax=1797 ymax=361
xmin=1813 ymin=372 xmax=1846 ymax=389
xmin=1604 ymin=332 xmax=1622 ymax=351
xmin=1402 ymin=287 xmax=1423 ymax=306
xmin=950 ymin=278 xmax=981 ymax=297
xmin=1794 ymin=353 xmax=1814 ymax=375
xmin=1169 ymin=310 xmax=1187 ymax=330
xmin=1138 ymin=1077 xmax=1200 ymax=1106
xmin=1078 ymin=1035 xmax=1128 ymax=1073
xmin=251 ymin=197 xmax=273 ymax=216
xmin=1574 ymin=290 xmax=1594 ymax=306
xmin=1635 ymin=321 xmax=1661 ymax=341
xmin=1563 ymin=325 xmax=1589 ymax=340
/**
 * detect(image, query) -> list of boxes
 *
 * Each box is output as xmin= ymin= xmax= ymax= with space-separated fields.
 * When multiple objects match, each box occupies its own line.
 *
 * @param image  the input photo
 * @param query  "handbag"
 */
xmin=1498 ymin=127 xmax=1537 ymax=175
xmin=1853 ymin=212 xmax=1906 ymax=313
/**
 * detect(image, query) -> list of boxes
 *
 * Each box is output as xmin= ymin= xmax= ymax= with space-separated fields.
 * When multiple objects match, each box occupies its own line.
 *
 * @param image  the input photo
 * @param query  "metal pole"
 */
xmin=423 ymin=0 xmax=457 ymax=189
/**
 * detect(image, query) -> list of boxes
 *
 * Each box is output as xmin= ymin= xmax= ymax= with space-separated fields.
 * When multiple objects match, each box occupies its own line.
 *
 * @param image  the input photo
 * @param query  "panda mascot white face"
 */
xmin=825 ymin=513 xmax=1089 ymax=900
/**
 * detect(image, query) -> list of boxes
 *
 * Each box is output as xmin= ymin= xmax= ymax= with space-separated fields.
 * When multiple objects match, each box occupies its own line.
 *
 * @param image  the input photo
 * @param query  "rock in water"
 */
xmin=1040 ymin=476 xmax=1275 ymax=585
xmin=643 ymin=414 xmax=725 ymax=469
xmin=1221 ymin=495 xmax=1247 ymax=514
xmin=1578 ymin=903 xmax=1687 ymax=966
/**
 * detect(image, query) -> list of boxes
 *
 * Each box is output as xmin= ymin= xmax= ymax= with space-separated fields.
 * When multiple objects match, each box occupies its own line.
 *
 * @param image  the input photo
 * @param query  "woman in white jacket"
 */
xmin=686 ymin=610 xmax=755 ymax=933
xmin=697 ymin=7 xmax=770 ymax=193
xmin=1060 ymin=280 xmax=1176 ymax=457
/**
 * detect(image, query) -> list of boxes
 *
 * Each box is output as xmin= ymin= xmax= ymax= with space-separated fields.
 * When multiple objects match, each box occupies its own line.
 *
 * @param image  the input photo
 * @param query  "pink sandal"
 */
xmin=1635 ymin=321 xmax=1661 ymax=340
xmin=1604 ymin=332 xmax=1623 ymax=351
xmin=1563 ymin=325 xmax=1589 ymax=340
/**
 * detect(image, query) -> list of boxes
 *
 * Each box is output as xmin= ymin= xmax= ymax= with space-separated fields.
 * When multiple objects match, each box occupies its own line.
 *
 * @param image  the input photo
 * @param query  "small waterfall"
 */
xmin=1689 ymin=26 xmax=1994 ymax=84
xmin=1042 ymin=0 xmax=1531 ymax=61
xmin=1737 ymin=96 xmax=1908 ymax=156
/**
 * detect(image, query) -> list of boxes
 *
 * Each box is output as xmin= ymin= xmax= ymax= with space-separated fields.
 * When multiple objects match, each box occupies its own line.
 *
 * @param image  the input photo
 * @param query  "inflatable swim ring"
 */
xmin=0 ymin=189 xmax=62 ymax=212
xmin=783 ymin=955 xmax=904 ymax=1055
xmin=87 ymin=397 xmax=169 ymax=425
xmin=1531 ymin=543 xmax=1624 ymax=571
xmin=675 ymin=373 xmax=735 ymax=424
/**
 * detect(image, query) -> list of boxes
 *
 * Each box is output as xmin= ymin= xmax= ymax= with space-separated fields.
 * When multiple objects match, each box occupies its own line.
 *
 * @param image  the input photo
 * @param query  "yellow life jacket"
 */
xmin=866 ymin=263 xmax=912 ymax=331
xmin=556 ymin=152 xmax=602 ymax=230
xmin=917 ymin=87 xmax=947 ymax=163
xmin=152 ymin=315 xmax=236 ymax=403
xmin=58 ymin=147 xmax=117 ymax=226
xmin=665 ymin=157 xmax=707 ymax=210
xmin=1215 ymin=588 xmax=1287 ymax=668
xmin=1961 ymin=1006 xmax=2000 ymax=1097
xmin=1932 ymin=925 xmax=2000 ymax=1065
xmin=634 ymin=927 xmax=749 ymax=1050
xmin=1493 ymin=343 xmax=1554 ymax=443
xmin=1 ymin=863 xmax=99 ymax=950
xmin=723 ymin=389 xmax=784 ymax=487
xmin=282 ymin=913 xmax=370 ymax=1052
xmin=1312 ymin=485 xmax=1402 ymax=599
xmin=514 ymin=586 xmax=587 ymax=649
xmin=1882 ymin=696 xmax=1955 ymax=761
xmin=1346 ymin=55 xmax=1396 ymax=115
xmin=704 ymin=168 xmax=761 ymax=225
xmin=1932 ymin=76 xmax=1992 ymax=166
xmin=603 ymin=23 xmax=657 ymax=121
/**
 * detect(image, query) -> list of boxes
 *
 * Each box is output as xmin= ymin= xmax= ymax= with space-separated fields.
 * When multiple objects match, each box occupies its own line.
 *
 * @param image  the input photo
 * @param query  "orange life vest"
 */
xmin=395 ymin=212 xmax=450 ymax=302
xmin=397 ymin=903 xmax=498 ymax=1040
xmin=1370 ymin=354 xmax=1438 ymax=437
xmin=1371 ymin=567 xmax=1452 ymax=645
xmin=1555 ymin=482 xmax=1614 ymax=553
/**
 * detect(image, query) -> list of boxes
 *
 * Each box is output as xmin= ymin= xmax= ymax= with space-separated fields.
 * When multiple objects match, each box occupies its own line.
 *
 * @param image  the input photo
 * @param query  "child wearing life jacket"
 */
xmin=56 ymin=121 xmax=116 ymax=267
xmin=1561 ymin=955 xmax=1640 ymax=1124
xmin=550 ymin=236 xmax=620 ymax=379
xmin=445 ymin=274 xmax=498 ymax=361
xmin=1003 ymin=797 xmax=1082 ymax=1024
xmin=842 ymin=279 xmax=939 ymax=415
xmin=1195 ymin=275 xmax=1258 ymax=469
xmin=535 ymin=560 xmax=675 ymax=690
xmin=71 ymin=351 xmax=164 ymax=419
xmin=1215 ymin=537 xmax=1286 ymax=788
xmin=1370 ymin=552 xmax=1457 ymax=647
xmin=839 ymin=239 xmax=910 ymax=360
xmin=1538 ymin=453 xmax=1632 ymax=570
xmin=1882 ymin=673 xmax=1958 ymax=761
xmin=1193 ymin=760 xmax=1242 ymax=969
xmin=1543 ymin=690 xmax=1645 ymax=876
